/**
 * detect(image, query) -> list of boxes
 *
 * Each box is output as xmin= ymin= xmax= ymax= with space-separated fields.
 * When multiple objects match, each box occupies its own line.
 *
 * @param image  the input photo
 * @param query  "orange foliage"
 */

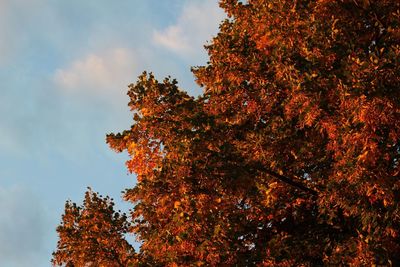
xmin=55 ymin=0 xmax=400 ymax=265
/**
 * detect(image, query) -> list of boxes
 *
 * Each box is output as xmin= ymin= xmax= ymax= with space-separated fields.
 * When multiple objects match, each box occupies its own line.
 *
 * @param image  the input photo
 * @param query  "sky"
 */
xmin=0 ymin=1 xmax=225 ymax=266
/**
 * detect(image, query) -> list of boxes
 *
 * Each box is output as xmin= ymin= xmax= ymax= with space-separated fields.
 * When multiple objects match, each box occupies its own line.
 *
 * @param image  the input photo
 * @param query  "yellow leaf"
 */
xmin=174 ymin=201 xmax=181 ymax=209
xmin=383 ymin=199 xmax=389 ymax=207
xmin=128 ymin=142 xmax=137 ymax=154
xmin=358 ymin=150 xmax=369 ymax=162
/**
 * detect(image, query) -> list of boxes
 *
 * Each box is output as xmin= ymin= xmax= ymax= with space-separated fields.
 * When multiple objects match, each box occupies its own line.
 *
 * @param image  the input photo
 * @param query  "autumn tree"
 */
xmin=191 ymin=0 xmax=400 ymax=264
xmin=105 ymin=0 xmax=400 ymax=265
xmin=52 ymin=189 xmax=136 ymax=267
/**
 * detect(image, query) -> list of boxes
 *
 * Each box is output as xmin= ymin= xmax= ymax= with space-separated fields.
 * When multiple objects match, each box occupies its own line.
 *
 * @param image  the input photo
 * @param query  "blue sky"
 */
xmin=0 ymin=1 xmax=224 ymax=266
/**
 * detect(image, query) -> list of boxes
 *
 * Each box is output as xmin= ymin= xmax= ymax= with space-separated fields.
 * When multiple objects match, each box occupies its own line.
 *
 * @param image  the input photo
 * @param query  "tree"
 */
xmin=106 ymin=0 xmax=400 ymax=265
xmin=50 ymin=0 xmax=399 ymax=265
xmin=52 ymin=189 xmax=136 ymax=267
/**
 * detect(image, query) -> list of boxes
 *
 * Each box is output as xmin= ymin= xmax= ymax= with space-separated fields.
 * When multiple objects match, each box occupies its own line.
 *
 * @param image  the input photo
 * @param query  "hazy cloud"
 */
xmin=0 ymin=126 xmax=23 ymax=156
xmin=0 ymin=0 xmax=55 ymax=65
xmin=0 ymin=185 xmax=49 ymax=267
xmin=153 ymin=0 xmax=225 ymax=61
xmin=54 ymin=48 xmax=136 ymax=95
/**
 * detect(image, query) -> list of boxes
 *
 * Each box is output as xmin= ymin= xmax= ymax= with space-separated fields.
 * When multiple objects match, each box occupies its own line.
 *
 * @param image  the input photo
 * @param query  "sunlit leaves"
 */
xmin=52 ymin=189 xmax=136 ymax=266
xmin=102 ymin=0 xmax=400 ymax=265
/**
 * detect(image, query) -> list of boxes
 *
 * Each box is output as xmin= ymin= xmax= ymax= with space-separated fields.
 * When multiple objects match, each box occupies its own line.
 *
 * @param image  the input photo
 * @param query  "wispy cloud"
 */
xmin=0 ymin=185 xmax=49 ymax=267
xmin=54 ymin=48 xmax=136 ymax=95
xmin=153 ymin=0 xmax=225 ymax=61
xmin=0 ymin=0 xmax=30 ymax=63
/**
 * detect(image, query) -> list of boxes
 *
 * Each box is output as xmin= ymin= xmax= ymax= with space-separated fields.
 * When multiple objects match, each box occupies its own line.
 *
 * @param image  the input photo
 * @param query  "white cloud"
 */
xmin=153 ymin=0 xmax=225 ymax=61
xmin=54 ymin=48 xmax=136 ymax=95
xmin=0 ymin=185 xmax=49 ymax=267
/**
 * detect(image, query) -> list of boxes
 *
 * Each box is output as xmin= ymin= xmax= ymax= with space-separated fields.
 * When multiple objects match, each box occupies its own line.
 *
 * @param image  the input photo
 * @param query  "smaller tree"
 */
xmin=52 ymin=188 xmax=136 ymax=267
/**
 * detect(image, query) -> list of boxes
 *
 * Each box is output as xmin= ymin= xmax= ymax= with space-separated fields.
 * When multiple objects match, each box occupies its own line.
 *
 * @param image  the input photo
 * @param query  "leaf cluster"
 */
xmin=52 ymin=189 xmax=137 ymax=267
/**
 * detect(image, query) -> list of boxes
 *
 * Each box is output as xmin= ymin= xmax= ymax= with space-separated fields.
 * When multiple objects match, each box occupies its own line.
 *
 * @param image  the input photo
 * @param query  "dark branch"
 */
xmin=252 ymin=162 xmax=319 ymax=196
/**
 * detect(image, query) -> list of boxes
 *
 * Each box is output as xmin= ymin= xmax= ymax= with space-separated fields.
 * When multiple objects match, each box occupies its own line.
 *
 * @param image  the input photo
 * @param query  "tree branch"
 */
xmin=252 ymin=162 xmax=319 ymax=196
